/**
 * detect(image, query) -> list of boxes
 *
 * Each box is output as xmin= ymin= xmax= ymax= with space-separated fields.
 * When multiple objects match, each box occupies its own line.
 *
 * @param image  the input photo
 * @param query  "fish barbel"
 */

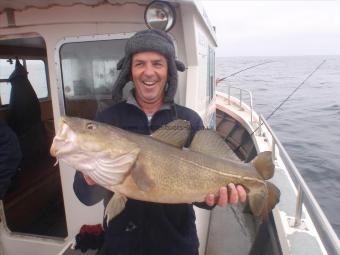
xmin=50 ymin=116 xmax=280 ymax=222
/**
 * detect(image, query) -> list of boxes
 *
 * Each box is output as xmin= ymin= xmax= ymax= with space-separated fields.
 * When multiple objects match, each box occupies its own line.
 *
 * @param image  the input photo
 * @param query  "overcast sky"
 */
xmin=201 ymin=1 xmax=340 ymax=57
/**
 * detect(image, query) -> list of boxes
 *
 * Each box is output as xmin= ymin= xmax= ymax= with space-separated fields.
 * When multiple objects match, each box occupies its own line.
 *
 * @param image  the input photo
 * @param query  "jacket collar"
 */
xmin=126 ymin=89 xmax=171 ymax=112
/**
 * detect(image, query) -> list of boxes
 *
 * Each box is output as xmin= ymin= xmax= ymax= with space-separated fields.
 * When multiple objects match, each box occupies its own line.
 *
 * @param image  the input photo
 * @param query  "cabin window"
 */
xmin=26 ymin=60 xmax=49 ymax=98
xmin=0 ymin=58 xmax=48 ymax=106
xmin=60 ymin=38 xmax=128 ymax=119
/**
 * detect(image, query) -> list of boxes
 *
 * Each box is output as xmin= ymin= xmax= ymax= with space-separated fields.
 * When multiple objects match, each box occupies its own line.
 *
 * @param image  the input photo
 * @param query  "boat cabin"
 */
xmin=0 ymin=1 xmax=218 ymax=254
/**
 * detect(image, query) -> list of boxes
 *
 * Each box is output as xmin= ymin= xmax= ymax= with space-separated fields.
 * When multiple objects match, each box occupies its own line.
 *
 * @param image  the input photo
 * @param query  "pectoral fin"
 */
xmin=131 ymin=160 xmax=155 ymax=192
xmin=190 ymin=130 xmax=239 ymax=161
xmin=151 ymin=119 xmax=191 ymax=148
xmin=104 ymin=193 xmax=127 ymax=225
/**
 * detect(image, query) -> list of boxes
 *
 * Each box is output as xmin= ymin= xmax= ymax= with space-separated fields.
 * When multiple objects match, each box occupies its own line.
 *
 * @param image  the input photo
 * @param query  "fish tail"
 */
xmin=252 ymin=151 xmax=274 ymax=180
xmin=248 ymin=181 xmax=280 ymax=217
xmin=263 ymin=182 xmax=281 ymax=217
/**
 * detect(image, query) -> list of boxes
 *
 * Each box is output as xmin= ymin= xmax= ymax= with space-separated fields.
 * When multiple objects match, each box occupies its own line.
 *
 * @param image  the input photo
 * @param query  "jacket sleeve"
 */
xmin=73 ymin=171 xmax=110 ymax=206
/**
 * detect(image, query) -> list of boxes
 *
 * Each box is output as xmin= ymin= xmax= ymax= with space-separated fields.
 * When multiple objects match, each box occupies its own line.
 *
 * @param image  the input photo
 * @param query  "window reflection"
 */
xmin=0 ymin=59 xmax=48 ymax=106
xmin=60 ymin=39 xmax=127 ymax=119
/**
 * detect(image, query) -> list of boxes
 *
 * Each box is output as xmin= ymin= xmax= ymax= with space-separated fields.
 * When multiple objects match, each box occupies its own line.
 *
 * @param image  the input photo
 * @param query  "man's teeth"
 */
xmin=143 ymin=81 xmax=157 ymax=85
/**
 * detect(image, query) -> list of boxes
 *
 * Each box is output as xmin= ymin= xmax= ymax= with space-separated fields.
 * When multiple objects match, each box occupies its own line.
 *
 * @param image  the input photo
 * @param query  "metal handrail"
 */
xmin=259 ymin=115 xmax=340 ymax=255
xmin=227 ymin=86 xmax=254 ymax=123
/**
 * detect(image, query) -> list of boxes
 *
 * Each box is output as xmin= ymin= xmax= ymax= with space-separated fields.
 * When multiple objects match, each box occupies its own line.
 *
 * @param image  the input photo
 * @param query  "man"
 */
xmin=74 ymin=29 xmax=246 ymax=255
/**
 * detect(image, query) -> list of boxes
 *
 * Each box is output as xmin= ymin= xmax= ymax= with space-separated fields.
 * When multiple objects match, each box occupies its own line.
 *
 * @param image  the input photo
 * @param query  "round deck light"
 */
xmin=144 ymin=1 xmax=176 ymax=32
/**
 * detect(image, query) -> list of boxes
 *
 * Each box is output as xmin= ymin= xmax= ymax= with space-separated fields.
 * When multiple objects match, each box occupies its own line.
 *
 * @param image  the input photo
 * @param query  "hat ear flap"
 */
xmin=116 ymin=57 xmax=125 ymax=70
xmin=164 ymin=60 xmax=178 ymax=103
xmin=112 ymin=58 xmax=131 ymax=104
xmin=175 ymin=60 xmax=186 ymax=72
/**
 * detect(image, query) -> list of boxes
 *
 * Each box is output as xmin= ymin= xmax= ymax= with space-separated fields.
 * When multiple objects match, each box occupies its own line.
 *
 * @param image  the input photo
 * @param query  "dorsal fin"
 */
xmin=151 ymin=119 xmax=191 ymax=148
xmin=251 ymin=151 xmax=274 ymax=180
xmin=189 ymin=130 xmax=240 ymax=161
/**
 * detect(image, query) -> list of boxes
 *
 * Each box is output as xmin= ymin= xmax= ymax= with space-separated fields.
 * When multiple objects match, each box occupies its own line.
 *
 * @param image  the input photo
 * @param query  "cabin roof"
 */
xmin=0 ymin=0 xmax=148 ymax=13
xmin=0 ymin=0 xmax=217 ymax=47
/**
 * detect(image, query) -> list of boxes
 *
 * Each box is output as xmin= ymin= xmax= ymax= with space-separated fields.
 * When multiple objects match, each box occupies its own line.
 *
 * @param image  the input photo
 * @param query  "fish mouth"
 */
xmin=50 ymin=117 xmax=75 ymax=157
xmin=50 ymin=144 xmax=57 ymax=157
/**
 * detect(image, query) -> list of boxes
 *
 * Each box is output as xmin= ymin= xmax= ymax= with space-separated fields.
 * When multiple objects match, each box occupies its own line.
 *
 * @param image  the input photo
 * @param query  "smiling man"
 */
xmin=73 ymin=29 xmax=246 ymax=255
xmin=132 ymin=51 xmax=168 ymax=114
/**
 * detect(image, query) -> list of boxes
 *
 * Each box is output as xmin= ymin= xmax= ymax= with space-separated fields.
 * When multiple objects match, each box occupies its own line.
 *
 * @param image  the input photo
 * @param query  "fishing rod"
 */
xmin=216 ymin=61 xmax=275 ymax=84
xmin=250 ymin=59 xmax=327 ymax=136
xmin=229 ymin=59 xmax=327 ymax=160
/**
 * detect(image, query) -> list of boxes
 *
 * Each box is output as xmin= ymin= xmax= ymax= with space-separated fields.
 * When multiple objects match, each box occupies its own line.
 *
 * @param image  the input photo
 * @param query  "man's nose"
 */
xmin=143 ymin=63 xmax=155 ymax=76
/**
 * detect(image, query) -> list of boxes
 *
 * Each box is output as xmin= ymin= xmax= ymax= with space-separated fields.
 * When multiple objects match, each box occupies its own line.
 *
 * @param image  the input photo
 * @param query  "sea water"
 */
xmin=216 ymin=55 xmax=340 ymax=237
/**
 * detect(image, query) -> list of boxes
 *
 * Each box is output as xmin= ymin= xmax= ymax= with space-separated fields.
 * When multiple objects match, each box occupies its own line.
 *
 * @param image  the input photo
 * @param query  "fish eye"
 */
xmin=86 ymin=122 xmax=97 ymax=130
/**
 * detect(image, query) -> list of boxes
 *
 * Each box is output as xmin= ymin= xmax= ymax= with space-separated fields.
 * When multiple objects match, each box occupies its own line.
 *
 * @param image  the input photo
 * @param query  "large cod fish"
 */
xmin=50 ymin=116 xmax=280 ymax=222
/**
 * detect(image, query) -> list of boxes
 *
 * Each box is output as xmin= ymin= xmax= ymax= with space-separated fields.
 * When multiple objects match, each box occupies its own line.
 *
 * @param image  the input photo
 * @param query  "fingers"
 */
xmin=205 ymin=187 xmax=229 ymax=207
xmin=228 ymin=183 xmax=238 ymax=204
xmin=217 ymin=187 xmax=228 ymax=207
xmin=205 ymin=194 xmax=215 ymax=207
xmin=84 ymin=174 xmax=96 ymax=186
xmin=205 ymin=183 xmax=247 ymax=207
xmin=228 ymin=184 xmax=247 ymax=204
xmin=236 ymin=185 xmax=247 ymax=203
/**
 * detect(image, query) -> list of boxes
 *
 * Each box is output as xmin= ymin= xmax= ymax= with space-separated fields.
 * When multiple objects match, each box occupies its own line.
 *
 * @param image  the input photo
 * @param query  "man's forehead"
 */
xmin=132 ymin=51 xmax=167 ymax=62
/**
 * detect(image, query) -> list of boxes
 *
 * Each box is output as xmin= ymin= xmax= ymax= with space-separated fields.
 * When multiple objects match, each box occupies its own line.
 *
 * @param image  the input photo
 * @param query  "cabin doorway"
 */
xmin=0 ymin=36 xmax=67 ymax=238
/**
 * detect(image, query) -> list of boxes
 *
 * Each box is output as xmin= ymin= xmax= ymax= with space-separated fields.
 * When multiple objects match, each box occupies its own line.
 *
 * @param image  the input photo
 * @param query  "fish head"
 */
xmin=50 ymin=116 xmax=140 ymax=186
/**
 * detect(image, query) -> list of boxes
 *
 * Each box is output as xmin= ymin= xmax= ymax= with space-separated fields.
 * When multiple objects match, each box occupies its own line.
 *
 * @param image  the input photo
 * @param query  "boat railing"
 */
xmin=226 ymin=86 xmax=254 ymax=123
xmin=259 ymin=115 xmax=340 ymax=255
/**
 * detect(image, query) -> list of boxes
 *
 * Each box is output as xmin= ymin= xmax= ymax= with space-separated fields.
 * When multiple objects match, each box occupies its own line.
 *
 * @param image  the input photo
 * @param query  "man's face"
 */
xmin=131 ymin=51 xmax=168 ymax=106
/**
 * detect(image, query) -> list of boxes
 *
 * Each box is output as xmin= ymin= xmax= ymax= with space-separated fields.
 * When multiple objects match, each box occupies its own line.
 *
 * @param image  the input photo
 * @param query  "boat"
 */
xmin=0 ymin=1 xmax=339 ymax=254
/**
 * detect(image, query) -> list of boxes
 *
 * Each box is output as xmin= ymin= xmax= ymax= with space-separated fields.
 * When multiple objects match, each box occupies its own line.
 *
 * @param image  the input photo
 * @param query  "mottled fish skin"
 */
xmin=115 ymin=135 xmax=270 ymax=204
xmin=51 ymin=116 xmax=280 ymax=219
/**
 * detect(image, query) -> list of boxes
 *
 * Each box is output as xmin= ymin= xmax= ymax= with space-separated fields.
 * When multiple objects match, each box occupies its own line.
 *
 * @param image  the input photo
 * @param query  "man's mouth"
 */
xmin=142 ymin=80 xmax=158 ymax=86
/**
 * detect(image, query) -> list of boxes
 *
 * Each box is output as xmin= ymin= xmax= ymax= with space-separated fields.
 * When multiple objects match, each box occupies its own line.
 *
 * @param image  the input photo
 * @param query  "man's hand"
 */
xmin=205 ymin=183 xmax=246 ymax=207
xmin=83 ymin=174 xmax=96 ymax=186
